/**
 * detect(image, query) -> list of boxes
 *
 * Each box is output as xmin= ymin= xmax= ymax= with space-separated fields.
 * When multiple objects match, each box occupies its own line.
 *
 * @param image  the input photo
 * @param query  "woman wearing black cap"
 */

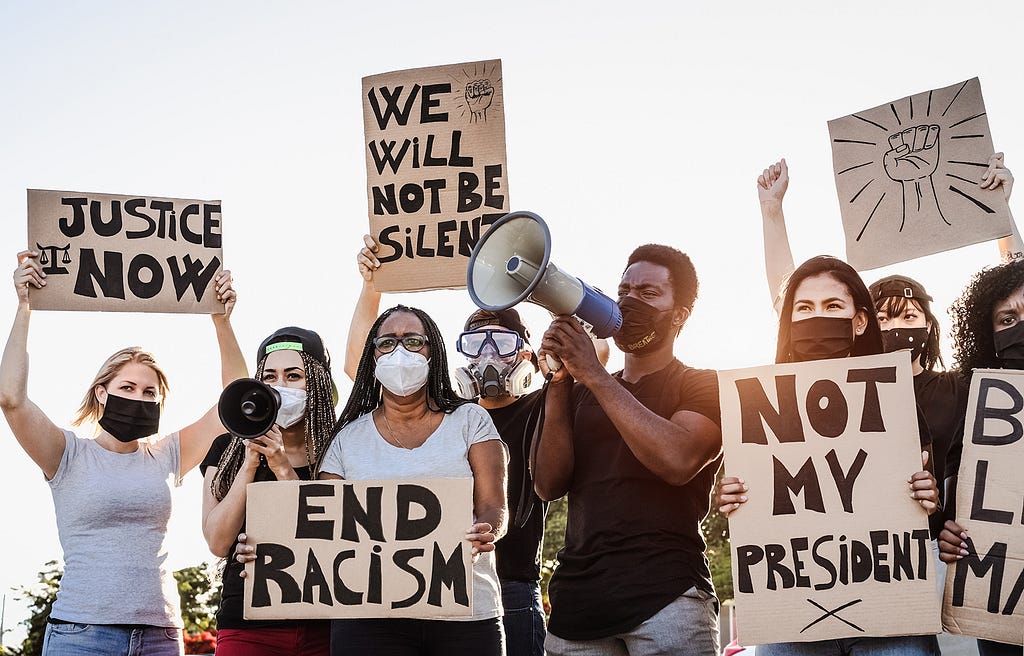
xmin=200 ymin=327 xmax=338 ymax=656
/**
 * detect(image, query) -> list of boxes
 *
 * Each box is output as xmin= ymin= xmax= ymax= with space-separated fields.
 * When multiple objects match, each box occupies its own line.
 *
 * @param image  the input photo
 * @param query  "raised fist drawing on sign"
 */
xmin=465 ymin=79 xmax=494 ymax=122
xmin=883 ymin=124 xmax=949 ymax=229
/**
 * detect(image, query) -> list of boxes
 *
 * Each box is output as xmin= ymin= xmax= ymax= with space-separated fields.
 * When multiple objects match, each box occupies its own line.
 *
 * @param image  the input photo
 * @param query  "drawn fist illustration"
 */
xmin=883 ymin=125 xmax=941 ymax=182
xmin=465 ymin=79 xmax=494 ymax=122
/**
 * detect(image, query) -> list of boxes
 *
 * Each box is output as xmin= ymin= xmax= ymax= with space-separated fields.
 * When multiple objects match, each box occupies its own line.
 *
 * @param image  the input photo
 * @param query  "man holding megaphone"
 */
xmin=533 ymin=244 xmax=724 ymax=656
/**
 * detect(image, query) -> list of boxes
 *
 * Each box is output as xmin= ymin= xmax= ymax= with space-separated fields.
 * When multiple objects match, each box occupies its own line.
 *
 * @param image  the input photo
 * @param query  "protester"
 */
xmin=321 ymin=304 xmax=507 ymax=655
xmin=717 ymin=255 xmax=940 ymax=655
xmin=534 ymin=243 xmax=723 ymax=656
xmin=939 ymin=258 xmax=1024 ymax=656
xmin=0 ymin=250 xmax=243 ymax=656
xmin=200 ymin=327 xmax=337 ymax=656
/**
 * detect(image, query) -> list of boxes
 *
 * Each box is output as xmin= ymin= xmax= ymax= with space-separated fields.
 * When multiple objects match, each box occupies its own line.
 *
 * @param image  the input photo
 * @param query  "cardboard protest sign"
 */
xmin=718 ymin=352 xmax=940 ymax=644
xmin=942 ymin=369 xmax=1024 ymax=645
xmin=827 ymin=78 xmax=1011 ymax=270
xmin=362 ymin=59 xmax=510 ymax=292
xmin=243 ymin=479 xmax=474 ymax=620
xmin=26 ymin=189 xmax=224 ymax=313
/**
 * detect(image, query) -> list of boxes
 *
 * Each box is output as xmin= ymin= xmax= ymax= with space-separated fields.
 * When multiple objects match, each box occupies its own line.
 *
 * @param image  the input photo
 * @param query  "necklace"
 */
xmin=379 ymin=408 xmax=410 ymax=450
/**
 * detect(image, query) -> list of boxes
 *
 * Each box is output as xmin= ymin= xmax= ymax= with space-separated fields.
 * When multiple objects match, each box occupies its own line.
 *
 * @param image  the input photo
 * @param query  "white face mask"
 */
xmin=272 ymin=386 xmax=307 ymax=428
xmin=375 ymin=347 xmax=430 ymax=397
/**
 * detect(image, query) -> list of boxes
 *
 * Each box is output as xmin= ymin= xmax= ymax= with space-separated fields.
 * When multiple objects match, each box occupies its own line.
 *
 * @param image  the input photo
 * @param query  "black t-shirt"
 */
xmin=485 ymin=391 xmax=547 ymax=582
xmin=914 ymin=370 xmax=968 ymax=492
xmin=199 ymin=433 xmax=328 ymax=631
xmin=547 ymin=359 xmax=722 ymax=641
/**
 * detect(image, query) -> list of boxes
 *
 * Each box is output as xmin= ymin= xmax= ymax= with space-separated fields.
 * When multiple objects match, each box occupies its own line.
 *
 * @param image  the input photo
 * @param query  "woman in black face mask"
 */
xmin=938 ymin=259 xmax=1024 ymax=656
xmin=717 ymin=256 xmax=941 ymax=656
xmin=0 ymin=251 xmax=245 ymax=656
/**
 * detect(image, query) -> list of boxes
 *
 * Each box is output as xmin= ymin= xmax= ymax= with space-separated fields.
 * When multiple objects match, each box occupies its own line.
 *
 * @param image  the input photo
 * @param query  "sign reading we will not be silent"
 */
xmin=362 ymin=59 xmax=510 ymax=292
xmin=243 ymin=479 xmax=475 ymax=620
xmin=718 ymin=352 xmax=940 ymax=645
xmin=27 ymin=189 xmax=224 ymax=313
xmin=943 ymin=369 xmax=1024 ymax=646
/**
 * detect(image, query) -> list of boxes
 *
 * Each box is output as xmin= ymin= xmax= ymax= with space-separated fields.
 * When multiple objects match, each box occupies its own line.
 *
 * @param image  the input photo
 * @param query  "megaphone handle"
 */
xmin=545 ymin=353 xmax=562 ymax=374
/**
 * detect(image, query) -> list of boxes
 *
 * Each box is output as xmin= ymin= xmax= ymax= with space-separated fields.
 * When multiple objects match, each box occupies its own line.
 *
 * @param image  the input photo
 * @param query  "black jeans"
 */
xmin=331 ymin=617 xmax=505 ymax=656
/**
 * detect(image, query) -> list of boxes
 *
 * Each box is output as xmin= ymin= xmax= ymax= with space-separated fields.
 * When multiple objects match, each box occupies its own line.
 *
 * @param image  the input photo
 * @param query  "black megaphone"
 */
xmin=217 ymin=379 xmax=281 ymax=439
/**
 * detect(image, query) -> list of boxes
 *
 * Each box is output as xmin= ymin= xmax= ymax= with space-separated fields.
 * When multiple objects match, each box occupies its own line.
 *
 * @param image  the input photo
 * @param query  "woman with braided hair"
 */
xmin=320 ymin=304 xmax=508 ymax=655
xmin=200 ymin=327 xmax=337 ymax=656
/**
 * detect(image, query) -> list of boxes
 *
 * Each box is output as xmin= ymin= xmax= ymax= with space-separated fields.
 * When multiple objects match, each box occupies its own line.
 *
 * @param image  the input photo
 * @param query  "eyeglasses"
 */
xmin=373 ymin=334 xmax=429 ymax=353
xmin=456 ymin=329 xmax=522 ymax=358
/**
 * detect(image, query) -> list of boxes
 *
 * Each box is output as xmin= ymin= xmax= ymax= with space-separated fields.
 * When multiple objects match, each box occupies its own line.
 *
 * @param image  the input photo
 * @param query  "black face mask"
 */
xmin=994 ymin=320 xmax=1024 ymax=369
xmin=98 ymin=393 xmax=161 ymax=443
xmin=790 ymin=316 xmax=856 ymax=362
xmin=881 ymin=327 xmax=929 ymax=362
xmin=614 ymin=296 xmax=676 ymax=354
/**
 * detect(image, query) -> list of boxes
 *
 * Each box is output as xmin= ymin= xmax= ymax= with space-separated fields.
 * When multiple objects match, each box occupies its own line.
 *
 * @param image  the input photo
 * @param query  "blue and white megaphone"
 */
xmin=467 ymin=211 xmax=622 ymax=339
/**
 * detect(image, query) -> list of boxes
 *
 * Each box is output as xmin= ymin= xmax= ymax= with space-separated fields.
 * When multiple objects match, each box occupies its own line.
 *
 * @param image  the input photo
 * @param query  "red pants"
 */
xmin=214 ymin=624 xmax=330 ymax=656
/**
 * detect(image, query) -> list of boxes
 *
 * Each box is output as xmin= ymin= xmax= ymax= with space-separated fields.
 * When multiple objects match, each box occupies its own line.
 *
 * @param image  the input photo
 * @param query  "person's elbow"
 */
xmin=534 ymin=475 xmax=569 ymax=502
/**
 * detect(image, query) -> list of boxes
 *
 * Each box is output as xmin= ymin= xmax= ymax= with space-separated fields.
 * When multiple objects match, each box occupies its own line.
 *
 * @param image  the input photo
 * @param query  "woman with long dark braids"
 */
xmin=322 ymin=304 xmax=508 ymax=655
xmin=200 ymin=327 xmax=337 ymax=656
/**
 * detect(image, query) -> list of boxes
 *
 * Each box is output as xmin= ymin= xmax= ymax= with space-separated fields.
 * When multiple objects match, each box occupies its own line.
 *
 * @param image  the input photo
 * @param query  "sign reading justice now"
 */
xmin=27 ymin=189 xmax=224 ymax=313
xmin=243 ymin=479 xmax=474 ymax=620
xmin=362 ymin=59 xmax=510 ymax=292
xmin=718 ymin=352 xmax=940 ymax=644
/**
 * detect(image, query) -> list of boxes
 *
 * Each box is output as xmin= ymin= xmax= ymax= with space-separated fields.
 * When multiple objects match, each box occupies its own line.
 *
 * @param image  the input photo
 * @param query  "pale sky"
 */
xmin=1 ymin=0 xmax=1023 ymax=644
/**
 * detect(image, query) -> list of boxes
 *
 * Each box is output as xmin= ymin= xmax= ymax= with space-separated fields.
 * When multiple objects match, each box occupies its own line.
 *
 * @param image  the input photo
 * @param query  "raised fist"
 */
xmin=465 ymin=79 xmax=494 ymax=122
xmin=883 ymin=125 xmax=940 ymax=182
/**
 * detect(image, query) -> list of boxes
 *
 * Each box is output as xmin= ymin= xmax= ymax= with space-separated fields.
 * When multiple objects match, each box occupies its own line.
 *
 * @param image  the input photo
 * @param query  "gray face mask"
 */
xmin=272 ymin=386 xmax=307 ymax=428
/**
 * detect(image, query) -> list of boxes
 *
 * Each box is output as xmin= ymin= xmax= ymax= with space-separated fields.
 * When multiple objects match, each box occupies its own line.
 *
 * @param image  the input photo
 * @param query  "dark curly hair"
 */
xmin=625 ymin=243 xmax=699 ymax=311
xmin=776 ymin=255 xmax=883 ymax=364
xmin=951 ymin=259 xmax=1024 ymax=377
xmin=335 ymin=305 xmax=468 ymax=433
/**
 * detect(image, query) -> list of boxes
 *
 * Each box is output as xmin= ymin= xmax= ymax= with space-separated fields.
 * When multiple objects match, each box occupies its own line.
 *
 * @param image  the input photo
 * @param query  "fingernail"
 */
xmin=960 ymin=542 xmax=968 ymax=550
xmin=741 ymin=484 xmax=748 ymax=491
xmin=960 ymin=548 xmax=969 ymax=556
xmin=739 ymin=496 xmax=747 ymax=502
xmin=471 ymin=547 xmax=478 ymax=555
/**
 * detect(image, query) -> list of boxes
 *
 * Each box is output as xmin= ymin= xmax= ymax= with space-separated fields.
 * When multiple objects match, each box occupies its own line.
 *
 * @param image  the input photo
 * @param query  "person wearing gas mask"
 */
xmin=534 ymin=244 xmax=724 ymax=656
xmin=0 ymin=250 xmax=243 ymax=656
xmin=317 ymin=304 xmax=508 ymax=655
xmin=454 ymin=308 xmax=547 ymax=656
xmin=938 ymin=259 xmax=1024 ymax=656
xmin=200 ymin=327 xmax=338 ymax=656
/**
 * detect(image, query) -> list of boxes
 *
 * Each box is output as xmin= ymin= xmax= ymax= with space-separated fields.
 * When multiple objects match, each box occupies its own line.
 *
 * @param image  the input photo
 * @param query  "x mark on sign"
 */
xmin=800 ymin=599 xmax=865 ymax=633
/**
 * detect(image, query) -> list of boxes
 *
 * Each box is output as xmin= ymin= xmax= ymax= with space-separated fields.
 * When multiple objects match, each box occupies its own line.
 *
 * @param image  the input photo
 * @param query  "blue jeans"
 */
xmin=754 ymin=635 xmax=939 ymax=656
xmin=501 ymin=579 xmax=546 ymax=656
xmin=978 ymin=640 xmax=1023 ymax=656
xmin=42 ymin=621 xmax=182 ymax=656
xmin=545 ymin=586 xmax=719 ymax=656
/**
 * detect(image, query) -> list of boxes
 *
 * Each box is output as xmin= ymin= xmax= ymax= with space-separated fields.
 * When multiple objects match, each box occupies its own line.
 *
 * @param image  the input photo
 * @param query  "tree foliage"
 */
xmin=4 ymin=561 xmax=221 ymax=656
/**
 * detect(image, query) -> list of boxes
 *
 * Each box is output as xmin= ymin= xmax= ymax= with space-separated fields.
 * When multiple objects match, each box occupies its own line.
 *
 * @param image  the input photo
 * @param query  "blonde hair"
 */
xmin=72 ymin=347 xmax=170 ymax=426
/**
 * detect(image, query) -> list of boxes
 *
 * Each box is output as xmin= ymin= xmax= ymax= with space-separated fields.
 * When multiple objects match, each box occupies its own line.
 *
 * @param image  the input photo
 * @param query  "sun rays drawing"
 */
xmin=449 ymin=61 xmax=503 ymax=124
xmin=828 ymin=78 xmax=1011 ymax=270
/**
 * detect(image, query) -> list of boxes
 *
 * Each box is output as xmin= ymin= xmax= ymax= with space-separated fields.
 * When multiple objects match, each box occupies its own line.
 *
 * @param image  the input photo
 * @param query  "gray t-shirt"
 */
xmin=48 ymin=430 xmax=183 ymax=628
xmin=319 ymin=403 xmax=504 ymax=621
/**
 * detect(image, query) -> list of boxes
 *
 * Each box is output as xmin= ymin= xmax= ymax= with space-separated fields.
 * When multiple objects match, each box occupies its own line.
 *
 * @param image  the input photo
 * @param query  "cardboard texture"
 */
xmin=718 ymin=352 xmax=941 ymax=644
xmin=243 ymin=479 xmax=474 ymax=620
xmin=26 ymin=189 xmax=224 ymax=313
xmin=827 ymin=78 xmax=1011 ymax=271
xmin=362 ymin=59 xmax=510 ymax=292
xmin=942 ymin=369 xmax=1024 ymax=645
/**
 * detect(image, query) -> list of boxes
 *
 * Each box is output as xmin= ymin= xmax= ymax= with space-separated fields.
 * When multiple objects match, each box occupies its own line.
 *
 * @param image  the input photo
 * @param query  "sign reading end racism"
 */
xmin=718 ymin=352 xmax=940 ymax=644
xmin=943 ymin=369 xmax=1024 ymax=646
xmin=243 ymin=479 xmax=474 ymax=620
xmin=362 ymin=59 xmax=510 ymax=292
xmin=27 ymin=189 xmax=224 ymax=313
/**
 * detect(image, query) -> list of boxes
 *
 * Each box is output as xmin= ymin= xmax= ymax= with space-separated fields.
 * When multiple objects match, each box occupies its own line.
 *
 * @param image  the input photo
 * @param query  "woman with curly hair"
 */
xmin=200 ymin=327 xmax=338 ymax=656
xmin=938 ymin=259 xmax=1024 ymax=656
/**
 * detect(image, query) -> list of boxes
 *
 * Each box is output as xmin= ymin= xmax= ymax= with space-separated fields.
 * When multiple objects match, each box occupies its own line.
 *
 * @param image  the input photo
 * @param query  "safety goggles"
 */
xmin=456 ymin=329 xmax=522 ymax=358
